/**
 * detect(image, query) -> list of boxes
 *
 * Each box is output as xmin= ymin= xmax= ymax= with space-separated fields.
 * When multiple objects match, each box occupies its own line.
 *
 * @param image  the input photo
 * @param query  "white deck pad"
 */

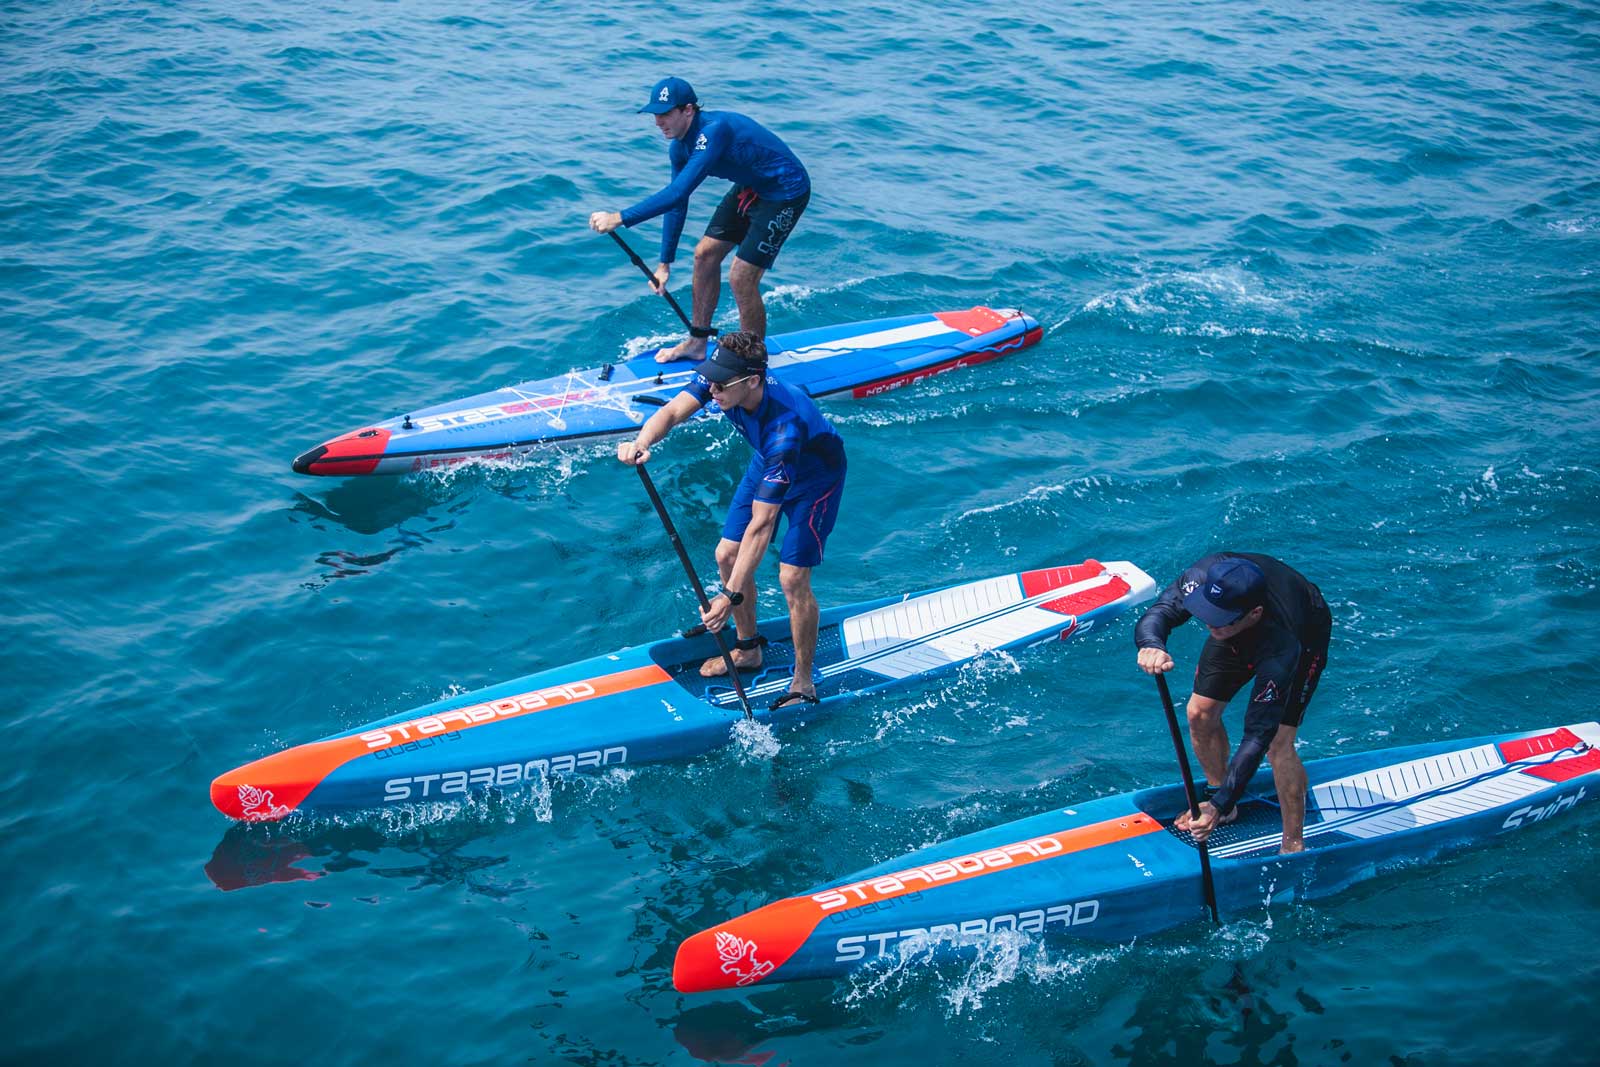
xmin=772 ymin=320 xmax=953 ymax=368
xmin=840 ymin=574 xmax=1118 ymax=680
xmin=1209 ymin=725 xmax=1595 ymax=859
xmin=707 ymin=569 xmax=1135 ymax=707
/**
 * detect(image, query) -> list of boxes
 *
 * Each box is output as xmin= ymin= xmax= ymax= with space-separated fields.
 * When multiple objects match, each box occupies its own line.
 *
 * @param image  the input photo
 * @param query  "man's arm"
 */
xmin=619 ymin=121 xmax=729 ymax=261
xmin=699 ymin=500 xmax=779 ymax=633
xmin=617 ymin=389 xmax=705 ymax=465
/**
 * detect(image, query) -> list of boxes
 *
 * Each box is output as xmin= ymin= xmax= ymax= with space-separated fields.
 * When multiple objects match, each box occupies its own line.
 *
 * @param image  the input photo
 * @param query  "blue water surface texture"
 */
xmin=3 ymin=1 xmax=1597 ymax=1064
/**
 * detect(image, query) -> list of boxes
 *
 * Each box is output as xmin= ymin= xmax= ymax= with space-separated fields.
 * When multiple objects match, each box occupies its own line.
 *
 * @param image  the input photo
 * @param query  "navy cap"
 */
xmin=694 ymin=343 xmax=766 ymax=384
xmin=638 ymin=77 xmax=697 ymax=114
xmin=1183 ymin=558 xmax=1266 ymax=628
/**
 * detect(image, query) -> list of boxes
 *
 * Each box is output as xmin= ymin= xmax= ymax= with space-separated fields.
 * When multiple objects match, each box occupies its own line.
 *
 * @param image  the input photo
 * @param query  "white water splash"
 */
xmin=841 ymin=930 xmax=1130 ymax=1018
xmin=728 ymin=717 xmax=781 ymax=761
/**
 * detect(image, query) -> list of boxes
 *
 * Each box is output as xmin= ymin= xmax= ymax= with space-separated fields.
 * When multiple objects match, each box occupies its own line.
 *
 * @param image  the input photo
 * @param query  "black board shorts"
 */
xmin=705 ymin=186 xmax=810 ymax=270
xmin=1193 ymin=608 xmax=1331 ymax=728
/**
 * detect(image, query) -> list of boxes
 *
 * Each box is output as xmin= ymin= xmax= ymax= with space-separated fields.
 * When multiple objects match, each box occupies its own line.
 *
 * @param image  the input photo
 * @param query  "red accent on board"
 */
xmin=1020 ymin=560 xmax=1134 ymax=615
xmin=933 ymin=306 xmax=1011 ymax=336
xmin=1498 ymin=728 xmax=1584 ymax=762
xmin=308 ymin=427 xmax=390 ymax=475
xmin=1497 ymin=728 xmax=1600 ymax=783
xmin=1021 ymin=561 xmax=1104 ymax=597
xmin=850 ymin=307 xmax=1039 ymax=399
xmin=672 ymin=812 xmax=1165 ymax=993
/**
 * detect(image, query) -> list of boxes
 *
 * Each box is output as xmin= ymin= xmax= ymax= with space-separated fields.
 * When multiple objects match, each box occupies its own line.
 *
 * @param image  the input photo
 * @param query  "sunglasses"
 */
xmin=707 ymin=374 xmax=757 ymax=394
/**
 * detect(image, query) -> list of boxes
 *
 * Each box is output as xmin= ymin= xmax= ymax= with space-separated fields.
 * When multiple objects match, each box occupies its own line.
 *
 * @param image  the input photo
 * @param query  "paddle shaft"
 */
xmin=1156 ymin=673 xmax=1221 ymax=924
xmin=634 ymin=463 xmax=754 ymax=718
xmin=609 ymin=230 xmax=695 ymax=333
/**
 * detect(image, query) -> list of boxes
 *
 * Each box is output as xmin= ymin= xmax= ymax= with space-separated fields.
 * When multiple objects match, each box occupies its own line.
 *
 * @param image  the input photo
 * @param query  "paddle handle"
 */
xmin=609 ymin=230 xmax=694 ymax=333
xmin=1156 ymin=673 xmax=1221 ymax=924
xmin=635 ymin=463 xmax=754 ymax=718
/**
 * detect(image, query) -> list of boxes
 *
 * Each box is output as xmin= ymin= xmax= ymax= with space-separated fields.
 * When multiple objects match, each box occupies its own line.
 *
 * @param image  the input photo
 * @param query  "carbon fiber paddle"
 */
xmin=1157 ymin=673 xmax=1221 ymax=923
xmin=634 ymin=462 xmax=754 ymax=719
xmin=609 ymin=230 xmax=694 ymax=333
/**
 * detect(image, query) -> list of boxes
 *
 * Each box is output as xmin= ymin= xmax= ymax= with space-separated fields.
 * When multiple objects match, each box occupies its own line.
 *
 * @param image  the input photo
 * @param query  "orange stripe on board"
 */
xmin=211 ymin=663 xmax=671 ymax=821
xmin=672 ymin=812 xmax=1163 ymax=992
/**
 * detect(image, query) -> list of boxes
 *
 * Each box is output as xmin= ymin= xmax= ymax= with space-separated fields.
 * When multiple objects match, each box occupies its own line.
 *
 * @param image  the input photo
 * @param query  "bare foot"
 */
xmin=655 ymin=336 xmax=708 ymax=363
xmin=699 ymin=645 xmax=762 ymax=678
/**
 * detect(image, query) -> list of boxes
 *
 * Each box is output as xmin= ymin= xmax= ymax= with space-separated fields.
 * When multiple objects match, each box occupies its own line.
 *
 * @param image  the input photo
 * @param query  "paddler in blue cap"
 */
xmin=588 ymin=77 xmax=812 ymax=364
xmin=617 ymin=331 xmax=845 ymax=709
xmin=1134 ymin=554 xmax=1332 ymax=853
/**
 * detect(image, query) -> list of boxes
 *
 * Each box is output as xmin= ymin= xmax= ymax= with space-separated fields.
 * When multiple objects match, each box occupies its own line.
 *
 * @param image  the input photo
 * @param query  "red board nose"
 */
xmin=292 ymin=426 xmax=391 ymax=475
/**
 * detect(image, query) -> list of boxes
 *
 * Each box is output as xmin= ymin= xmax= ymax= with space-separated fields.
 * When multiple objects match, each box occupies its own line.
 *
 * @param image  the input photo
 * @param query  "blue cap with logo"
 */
xmin=638 ymin=76 xmax=698 ymax=114
xmin=1183 ymin=557 xmax=1267 ymax=628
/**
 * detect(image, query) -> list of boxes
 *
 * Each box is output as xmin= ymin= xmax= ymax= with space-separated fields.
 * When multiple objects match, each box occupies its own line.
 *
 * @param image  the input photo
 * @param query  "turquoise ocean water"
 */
xmin=4 ymin=1 xmax=1598 ymax=1062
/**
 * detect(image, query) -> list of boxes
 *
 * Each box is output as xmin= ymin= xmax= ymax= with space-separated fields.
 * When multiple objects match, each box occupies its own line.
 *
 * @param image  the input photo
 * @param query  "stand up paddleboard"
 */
xmin=212 ymin=559 xmax=1154 ymax=821
xmin=292 ymin=307 xmax=1041 ymax=476
xmin=673 ymin=723 xmax=1600 ymax=991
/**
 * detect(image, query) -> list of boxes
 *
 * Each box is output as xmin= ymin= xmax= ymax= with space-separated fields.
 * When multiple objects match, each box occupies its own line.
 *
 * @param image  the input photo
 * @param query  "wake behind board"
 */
xmin=293 ymin=307 xmax=1041 ymax=476
xmin=212 ymin=559 xmax=1154 ymax=822
xmin=674 ymin=722 xmax=1600 ymax=991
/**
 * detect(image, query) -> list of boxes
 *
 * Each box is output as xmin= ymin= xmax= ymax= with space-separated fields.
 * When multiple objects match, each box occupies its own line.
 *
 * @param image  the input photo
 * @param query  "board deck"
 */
xmin=293 ymin=307 xmax=1041 ymax=475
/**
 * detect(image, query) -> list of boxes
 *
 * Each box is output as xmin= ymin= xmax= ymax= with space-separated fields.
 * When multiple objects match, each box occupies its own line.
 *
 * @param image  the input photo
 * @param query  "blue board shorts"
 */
xmin=720 ymin=460 xmax=845 ymax=568
xmin=705 ymin=187 xmax=810 ymax=270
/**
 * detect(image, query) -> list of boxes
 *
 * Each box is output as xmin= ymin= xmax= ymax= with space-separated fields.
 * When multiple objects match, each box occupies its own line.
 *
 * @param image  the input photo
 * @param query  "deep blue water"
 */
xmin=4 ymin=1 xmax=1598 ymax=1063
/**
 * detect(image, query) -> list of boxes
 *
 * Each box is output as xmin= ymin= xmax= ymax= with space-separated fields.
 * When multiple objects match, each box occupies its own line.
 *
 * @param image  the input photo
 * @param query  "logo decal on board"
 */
xmin=237 ymin=784 xmax=291 ymax=821
xmin=716 ymin=932 xmax=776 ymax=986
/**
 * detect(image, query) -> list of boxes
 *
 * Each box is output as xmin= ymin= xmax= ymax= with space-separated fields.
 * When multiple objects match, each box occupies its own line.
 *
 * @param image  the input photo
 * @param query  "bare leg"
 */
xmin=1187 ymin=694 xmax=1231 ymax=785
xmin=728 ymin=256 xmax=768 ymax=340
xmin=699 ymin=537 xmax=763 ymax=677
xmin=1267 ymin=725 xmax=1307 ymax=853
xmin=777 ymin=563 xmax=817 ymax=697
xmin=1172 ymin=693 xmax=1240 ymax=832
xmin=659 ymin=236 xmax=734 ymax=362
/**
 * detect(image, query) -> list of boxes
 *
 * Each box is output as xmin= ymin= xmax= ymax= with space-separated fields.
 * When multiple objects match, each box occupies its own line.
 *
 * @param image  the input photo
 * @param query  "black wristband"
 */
xmin=723 ymin=589 xmax=744 ymax=606
xmin=689 ymin=325 xmax=718 ymax=339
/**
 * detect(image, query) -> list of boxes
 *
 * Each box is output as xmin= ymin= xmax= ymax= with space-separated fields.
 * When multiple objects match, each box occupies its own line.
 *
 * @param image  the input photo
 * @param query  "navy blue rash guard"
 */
xmin=619 ymin=110 xmax=810 ymax=266
xmin=1135 ymin=553 xmax=1331 ymax=816
xmin=682 ymin=375 xmax=843 ymax=503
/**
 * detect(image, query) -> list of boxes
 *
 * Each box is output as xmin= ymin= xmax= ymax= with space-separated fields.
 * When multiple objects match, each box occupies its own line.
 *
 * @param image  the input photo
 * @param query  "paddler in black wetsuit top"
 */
xmin=1134 ymin=553 xmax=1331 ymax=853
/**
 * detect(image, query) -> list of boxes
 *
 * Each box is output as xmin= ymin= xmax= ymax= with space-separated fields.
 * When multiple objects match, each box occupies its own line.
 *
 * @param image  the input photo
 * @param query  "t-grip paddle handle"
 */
xmin=1156 ymin=673 xmax=1221 ymax=924
xmin=608 ymin=230 xmax=695 ymax=333
xmin=634 ymin=462 xmax=754 ymax=719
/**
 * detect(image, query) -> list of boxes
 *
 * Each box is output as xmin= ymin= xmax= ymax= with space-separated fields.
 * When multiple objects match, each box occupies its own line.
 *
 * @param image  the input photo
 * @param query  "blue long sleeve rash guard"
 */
xmin=619 ymin=110 xmax=810 ymax=265
xmin=681 ymin=375 xmax=844 ymax=503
